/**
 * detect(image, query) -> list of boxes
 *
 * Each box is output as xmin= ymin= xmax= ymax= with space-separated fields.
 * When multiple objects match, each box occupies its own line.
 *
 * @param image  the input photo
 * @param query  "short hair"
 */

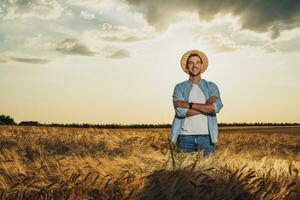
xmin=186 ymin=53 xmax=203 ymax=67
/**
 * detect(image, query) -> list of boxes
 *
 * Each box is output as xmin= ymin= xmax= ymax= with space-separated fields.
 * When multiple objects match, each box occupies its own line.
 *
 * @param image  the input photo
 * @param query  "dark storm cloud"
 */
xmin=56 ymin=38 xmax=96 ymax=56
xmin=0 ymin=55 xmax=51 ymax=64
xmin=123 ymin=0 xmax=300 ymax=39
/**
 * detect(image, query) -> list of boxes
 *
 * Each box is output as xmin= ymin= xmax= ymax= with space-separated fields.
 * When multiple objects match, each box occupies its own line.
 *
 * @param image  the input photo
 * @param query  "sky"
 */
xmin=0 ymin=0 xmax=300 ymax=124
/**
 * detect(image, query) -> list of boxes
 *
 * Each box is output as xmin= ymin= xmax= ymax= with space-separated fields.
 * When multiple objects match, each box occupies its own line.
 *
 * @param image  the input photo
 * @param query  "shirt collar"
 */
xmin=187 ymin=78 xmax=205 ymax=87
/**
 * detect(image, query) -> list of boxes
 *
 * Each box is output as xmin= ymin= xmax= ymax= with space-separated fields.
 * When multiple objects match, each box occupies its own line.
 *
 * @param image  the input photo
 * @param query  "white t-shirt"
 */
xmin=179 ymin=83 xmax=209 ymax=135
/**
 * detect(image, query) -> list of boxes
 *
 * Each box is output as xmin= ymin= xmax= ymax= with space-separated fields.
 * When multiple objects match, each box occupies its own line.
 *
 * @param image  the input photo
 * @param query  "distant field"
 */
xmin=0 ymin=125 xmax=299 ymax=200
xmin=219 ymin=126 xmax=300 ymax=134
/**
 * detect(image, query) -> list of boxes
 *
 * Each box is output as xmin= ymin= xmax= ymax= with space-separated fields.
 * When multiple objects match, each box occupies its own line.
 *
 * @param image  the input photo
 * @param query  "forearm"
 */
xmin=191 ymin=103 xmax=214 ymax=114
xmin=174 ymin=100 xmax=213 ymax=117
xmin=186 ymin=109 xmax=207 ymax=117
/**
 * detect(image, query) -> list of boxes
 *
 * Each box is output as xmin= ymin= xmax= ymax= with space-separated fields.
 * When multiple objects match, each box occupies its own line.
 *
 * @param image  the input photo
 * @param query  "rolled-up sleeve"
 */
xmin=172 ymin=84 xmax=188 ymax=118
xmin=210 ymin=83 xmax=223 ymax=113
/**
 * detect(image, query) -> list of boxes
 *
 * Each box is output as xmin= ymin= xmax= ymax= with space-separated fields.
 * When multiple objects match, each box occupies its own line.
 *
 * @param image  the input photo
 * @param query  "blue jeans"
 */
xmin=177 ymin=134 xmax=215 ymax=156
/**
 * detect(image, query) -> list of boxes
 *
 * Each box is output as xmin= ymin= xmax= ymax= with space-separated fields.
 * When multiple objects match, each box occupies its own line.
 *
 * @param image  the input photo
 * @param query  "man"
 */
xmin=170 ymin=49 xmax=223 ymax=157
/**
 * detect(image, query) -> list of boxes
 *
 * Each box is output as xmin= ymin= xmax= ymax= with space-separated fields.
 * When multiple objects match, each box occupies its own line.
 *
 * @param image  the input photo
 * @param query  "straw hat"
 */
xmin=180 ymin=49 xmax=209 ymax=74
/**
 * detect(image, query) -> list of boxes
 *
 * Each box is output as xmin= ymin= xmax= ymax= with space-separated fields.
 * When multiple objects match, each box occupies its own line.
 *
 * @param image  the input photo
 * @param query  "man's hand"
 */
xmin=174 ymin=100 xmax=189 ymax=109
xmin=174 ymin=96 xmax=218 ymax=109
xmin=206 ymin=96 xmax=218 ymax=104
xmin=174 ymin=96 xmax=217 ymax=108
xmin=173 ymin=96 xmax=218 ymax=116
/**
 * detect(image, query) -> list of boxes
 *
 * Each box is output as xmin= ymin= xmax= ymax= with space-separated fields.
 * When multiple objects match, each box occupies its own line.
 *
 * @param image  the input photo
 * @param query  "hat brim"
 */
xmin=180 ymin=50 xmax=209 ymax=74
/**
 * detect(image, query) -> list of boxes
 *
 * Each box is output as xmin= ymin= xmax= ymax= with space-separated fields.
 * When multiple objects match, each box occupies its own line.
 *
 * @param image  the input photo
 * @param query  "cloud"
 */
xmin=202 ymin=35 xmax=238 ymax=53
xmin=230 ymin=27 xmax=300 ymax=53
xmin=262 ymin=44 xmax=277 ymax=53
xmin=268 ymin=25 xmax=280 ymax=40
xmin=123 ymin=0 xmax=300 ymax=39
xmin=23 ymin=33 xmax=56 ymax=49
xmin=56 ymin=38 xmax=96 ymax=56
xmin=267 ymin=33 xmax=300 ymax=53
xmin=190 ymin=16 xmax=300 ymax=53
xmin=66 ymin=0 xmax=110 ymax=7
xmin=80 ymin=10 xmax=95 ymax=20
xmin=0 ymin=55 xmax=51 ymax=64
xmin=105 ymin=48 xmax=130 ymax=59
xmin=2 ymin=0 xmax=64 ymax=20
xmin=83 ymin=23 xmax=157 ymax=43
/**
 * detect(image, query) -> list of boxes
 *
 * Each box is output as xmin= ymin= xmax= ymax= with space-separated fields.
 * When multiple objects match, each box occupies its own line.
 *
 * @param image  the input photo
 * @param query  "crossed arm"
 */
xmin=174 ymin=97 xmax=217 ymax=117
xmin=172 ymin=83 xmax=223 ymax=118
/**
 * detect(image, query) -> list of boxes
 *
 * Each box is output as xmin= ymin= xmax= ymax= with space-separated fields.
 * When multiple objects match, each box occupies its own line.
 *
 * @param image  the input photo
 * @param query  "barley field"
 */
xmin=0 ymin=125 xmax=299 ymax=200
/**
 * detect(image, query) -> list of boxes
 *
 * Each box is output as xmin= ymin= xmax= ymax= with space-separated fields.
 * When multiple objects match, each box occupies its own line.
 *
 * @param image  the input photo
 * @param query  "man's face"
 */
xmin=186 ymin=55 xmax=203 ymax=76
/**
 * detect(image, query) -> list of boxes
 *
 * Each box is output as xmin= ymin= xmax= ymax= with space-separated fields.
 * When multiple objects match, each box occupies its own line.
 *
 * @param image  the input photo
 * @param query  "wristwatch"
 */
xmin=189 ymin=102 xmax=194 ymax=109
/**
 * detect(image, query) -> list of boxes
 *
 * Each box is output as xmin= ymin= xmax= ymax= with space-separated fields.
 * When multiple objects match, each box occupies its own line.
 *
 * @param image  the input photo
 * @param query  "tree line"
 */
xmin=0 ymin=114 xmax=299 ymax=128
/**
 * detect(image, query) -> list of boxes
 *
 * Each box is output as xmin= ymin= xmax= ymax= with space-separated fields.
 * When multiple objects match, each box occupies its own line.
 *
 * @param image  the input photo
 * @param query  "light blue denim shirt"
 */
xmin=170 ymin=78 xmax=223 ymax=144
